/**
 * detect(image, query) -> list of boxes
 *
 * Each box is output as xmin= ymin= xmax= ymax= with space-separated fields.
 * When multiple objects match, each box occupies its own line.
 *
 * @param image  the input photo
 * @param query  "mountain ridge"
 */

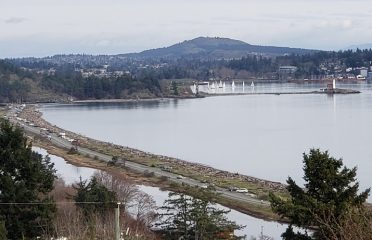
xmin=120 ymin=37 xmax=318 ymax=59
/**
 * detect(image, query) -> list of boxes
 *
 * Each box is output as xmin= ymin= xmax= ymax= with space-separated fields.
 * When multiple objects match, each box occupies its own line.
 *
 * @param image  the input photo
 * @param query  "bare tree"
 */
xmin=93 ymin=171 xmax=140 ymax=210
xmin=311 ymin=206 xmax=372 ymax=240
xmin=134 ymin=191 xmax=157 ymax=225
xmin=46 ymin=174 xmax=159 ymax=240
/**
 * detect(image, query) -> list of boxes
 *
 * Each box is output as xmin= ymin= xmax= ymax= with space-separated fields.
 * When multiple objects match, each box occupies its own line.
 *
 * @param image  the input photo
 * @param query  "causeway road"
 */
xmin=8 ymin=114 xmax=270 ymax=210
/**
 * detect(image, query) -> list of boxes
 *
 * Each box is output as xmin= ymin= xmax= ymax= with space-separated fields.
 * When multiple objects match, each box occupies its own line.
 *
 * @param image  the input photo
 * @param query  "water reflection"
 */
xmin=33 ymin=147 xmax=286 ymax=239
xmin=196 ymin=81 xmax=372 ymax=95
xmin=42 ymin=99 xmax=179 ymax=112
xmin=33 ymin=147 xmax=95 ymax=185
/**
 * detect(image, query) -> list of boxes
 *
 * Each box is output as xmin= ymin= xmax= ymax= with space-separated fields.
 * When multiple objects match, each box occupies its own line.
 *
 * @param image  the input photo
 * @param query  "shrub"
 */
xmin=143 ymin=170 xmax=155 ymax=178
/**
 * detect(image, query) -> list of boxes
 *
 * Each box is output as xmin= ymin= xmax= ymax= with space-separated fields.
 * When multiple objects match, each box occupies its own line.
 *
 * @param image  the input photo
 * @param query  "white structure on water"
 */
xmin=360 ymin=67 xmax=368 ymax=77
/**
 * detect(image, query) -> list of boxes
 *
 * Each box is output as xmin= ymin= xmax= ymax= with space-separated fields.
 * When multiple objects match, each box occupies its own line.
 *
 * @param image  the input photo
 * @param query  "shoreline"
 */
xmin=11 ymin=104 xmax=287 ymax=221
xmin=72 ymin=96 xmax=202 ymax=104
xmin=74 ymin=88 xmax=360 ymax=103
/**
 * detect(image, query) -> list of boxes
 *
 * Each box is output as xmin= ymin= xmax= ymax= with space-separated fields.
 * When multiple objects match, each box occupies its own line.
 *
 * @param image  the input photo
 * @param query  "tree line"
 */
xmin=42 ymin=68 xmax=162 ymax=100
xmin=0 ymin=61 xmax=163 ymax=102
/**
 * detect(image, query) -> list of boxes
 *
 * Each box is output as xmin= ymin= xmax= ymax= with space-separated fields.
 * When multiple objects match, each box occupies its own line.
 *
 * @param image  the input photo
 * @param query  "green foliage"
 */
xmin=0 ymin=61 xmax=30 ymax=103
xmin=107 ymin=155 xmax=118 ymax=166
xmin=143 ymin=170 xmax=155 ymax=178
xmin=0 ymin=220 xmax=7 ymax=240
xmin=41 ymin=71 xmax=162 ymax=100
xmin=73 ymin=177 xmax=117 ymax=239
xmin=228 ymin=55 xmax=275 ymax=73
xmin=0 ymin=119 xmax=56 ymax=239
xmin=73 ymin=176 xmax=117 ymax=218
xmin=270 ymin=149 xmax=370 ymax=239
xmin=157 ymin=188 xmax=245 ymax=239
xmin=67 ymin=146 xmax=78 ymax=154
xmin=0 ymin=60 xmax=163 ymax=102
xmin=171 ymin=81 xmax=179 ymax=95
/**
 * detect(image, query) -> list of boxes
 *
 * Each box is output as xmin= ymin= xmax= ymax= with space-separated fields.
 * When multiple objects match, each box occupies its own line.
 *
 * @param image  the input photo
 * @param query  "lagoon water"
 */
xmin=41 ymin=83 xmax=372 ymax=202
xmin=33 ymin=147 xmax=286 ymax=239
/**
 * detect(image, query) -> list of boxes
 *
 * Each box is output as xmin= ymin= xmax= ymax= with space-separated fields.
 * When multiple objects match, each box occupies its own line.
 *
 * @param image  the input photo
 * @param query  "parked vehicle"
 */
xmin=160 ymin=165 xmax=172 ymax=172
xmin=228 ymin=187 xmax=238 ymax=192
xmin=236 ymin=188 xmax=249 ymax=193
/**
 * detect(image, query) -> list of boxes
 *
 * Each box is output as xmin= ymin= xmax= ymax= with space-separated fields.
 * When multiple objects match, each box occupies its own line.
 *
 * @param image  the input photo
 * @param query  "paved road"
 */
xmin=6 ymin=110 xmax=270 ymax=209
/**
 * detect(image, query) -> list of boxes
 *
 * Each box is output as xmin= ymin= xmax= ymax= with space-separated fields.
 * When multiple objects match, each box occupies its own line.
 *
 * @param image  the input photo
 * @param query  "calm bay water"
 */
xmin=41 ymin=83 xmax=372 ymax=202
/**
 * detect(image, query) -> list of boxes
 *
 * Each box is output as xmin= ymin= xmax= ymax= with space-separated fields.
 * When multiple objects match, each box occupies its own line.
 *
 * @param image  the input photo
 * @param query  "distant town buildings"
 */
xmin=279 ymin=66 xmax=297 ymax=80
xmin=279 ymin=66 xmax=298 ymax=74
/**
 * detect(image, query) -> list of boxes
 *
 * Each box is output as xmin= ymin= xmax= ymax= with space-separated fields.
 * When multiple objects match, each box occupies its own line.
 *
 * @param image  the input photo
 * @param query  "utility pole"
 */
xmin=260 ymin=225 xmax=264 ymax=239
xmin=115 ymin=202 xmax=121 ymax=240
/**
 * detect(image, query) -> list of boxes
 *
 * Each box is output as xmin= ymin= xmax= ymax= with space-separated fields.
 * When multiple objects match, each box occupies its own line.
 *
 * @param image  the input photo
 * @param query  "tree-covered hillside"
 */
xmin=41 ymin=65 xmax=162 ymax=99
xmin=0 ymin=60 xmax=33 ymax=102
xmin=0 ymin=60 xmax=164 ymax=103
xmin=124 ymin=37 xmax=316 ymax=59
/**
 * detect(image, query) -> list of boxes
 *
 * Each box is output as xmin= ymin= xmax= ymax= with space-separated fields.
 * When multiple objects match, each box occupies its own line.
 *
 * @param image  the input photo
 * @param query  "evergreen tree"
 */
xmin=158 ymin=192 xmax=193 ymax=239
xmin=0 ymin=119 xmax=56 ymax=239
xmin=157 ymin=188 xmax=244 ymax=240
xmin=73 ymin=176 xmax=117 ymax=218
xmin=270 ymin=149 xmax=370 ymax=239
xmin=171 ymin=81 xmax=179 ymax=95
xmin=73 ymin=176 xmax=117 ymax=238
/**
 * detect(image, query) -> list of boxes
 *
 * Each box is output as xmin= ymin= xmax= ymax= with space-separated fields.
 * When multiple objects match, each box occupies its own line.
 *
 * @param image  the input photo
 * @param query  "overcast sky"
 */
xmin=1 ymin=0 xmax=372 ymax=58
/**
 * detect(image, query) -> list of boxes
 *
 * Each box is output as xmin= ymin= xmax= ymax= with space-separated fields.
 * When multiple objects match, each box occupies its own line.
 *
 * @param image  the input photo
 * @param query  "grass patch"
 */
xmin=216 ymin=195 xmax=279 ymax=221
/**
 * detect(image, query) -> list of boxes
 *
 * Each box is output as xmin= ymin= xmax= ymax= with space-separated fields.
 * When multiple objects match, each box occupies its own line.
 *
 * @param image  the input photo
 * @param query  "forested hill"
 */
xmin=123 ymin=37 xmax=317 ymax=59
xmin=0 ymin=60 xmax=164 ymax=103
xmin=0 ymin=60 xmax=34 ymax=103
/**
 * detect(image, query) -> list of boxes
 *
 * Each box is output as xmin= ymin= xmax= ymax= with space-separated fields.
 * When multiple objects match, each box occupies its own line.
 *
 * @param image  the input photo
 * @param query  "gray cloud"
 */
xmin=1 ymin=0 xmax=372 ymax=57
xmin=4 ymin=17 xmax=27 ymax=24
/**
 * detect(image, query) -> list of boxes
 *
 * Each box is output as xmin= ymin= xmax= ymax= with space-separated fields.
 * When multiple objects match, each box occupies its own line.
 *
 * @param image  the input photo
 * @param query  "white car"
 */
xmin=236 ymin=188 xmax=249 ymax=193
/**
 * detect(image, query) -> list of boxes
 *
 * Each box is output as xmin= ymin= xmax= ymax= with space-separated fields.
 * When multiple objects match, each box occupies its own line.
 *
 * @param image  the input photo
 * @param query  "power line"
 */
xmin=0 ymin=201 xmax=118 ymax=205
